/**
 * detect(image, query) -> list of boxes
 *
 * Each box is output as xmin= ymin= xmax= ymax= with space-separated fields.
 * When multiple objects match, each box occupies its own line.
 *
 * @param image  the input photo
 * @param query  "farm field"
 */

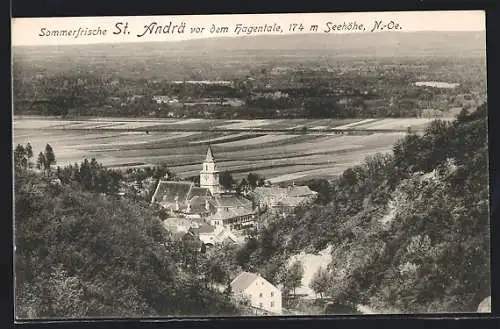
xmin=13 ymin=117 xmax=450 ymax=183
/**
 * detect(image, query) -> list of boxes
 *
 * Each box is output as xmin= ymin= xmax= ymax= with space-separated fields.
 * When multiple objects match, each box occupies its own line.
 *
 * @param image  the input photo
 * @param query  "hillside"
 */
xmin=237 ymin=104 xmax=490 ymax=313
xmin=14 ymin=169 xmax=241 ymax=318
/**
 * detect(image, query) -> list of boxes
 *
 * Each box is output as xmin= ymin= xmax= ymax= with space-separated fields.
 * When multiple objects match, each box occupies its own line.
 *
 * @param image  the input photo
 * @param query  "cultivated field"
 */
xmin=13 ymin=117 xmax=451 ymax=183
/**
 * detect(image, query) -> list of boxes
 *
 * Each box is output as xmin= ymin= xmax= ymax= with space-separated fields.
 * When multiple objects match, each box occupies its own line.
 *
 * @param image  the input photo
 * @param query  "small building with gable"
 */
xmin=230 ymin=271 xmax=282 ymax=315
xmin=251 ymin=184 xmax=318 ymax=215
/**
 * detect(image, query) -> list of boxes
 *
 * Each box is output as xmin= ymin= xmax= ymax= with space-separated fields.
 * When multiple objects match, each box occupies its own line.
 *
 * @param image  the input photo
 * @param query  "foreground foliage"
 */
xmin=239 ymin=104 xmax=490 ymax=313
xmin=14 ymin=170 xmax=240 ymax=318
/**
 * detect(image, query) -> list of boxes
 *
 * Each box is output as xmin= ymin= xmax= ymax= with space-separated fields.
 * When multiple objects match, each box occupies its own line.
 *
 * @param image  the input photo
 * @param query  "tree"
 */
xmin=236 ymin=179 xmax=249 ymax=194
xmin=44 ymin=144 xmax=56 ymax=173
xmin=309 ymin=267 xmax=330 ymax=299
xmin=219 ymin=171 xmax=234 ymax=190
xmin=277 ymin=261 xmax=304 ymax=298
xmin=223 ymin=280 xmax=233 ymax=297
xmin=36 ymin=152 xmax=46 ymax=172
xmin=288 ymin=261 xmax=304 ymax=296
xmin=14 ymin=144 xmax=27 ymax=170
xmin=247 ymin=173 xmax=259 ymax=189
xmin=307 ymin=179 xmax=332 ymax=204
xmin=25 ymin=143 xmax=33 ymax=168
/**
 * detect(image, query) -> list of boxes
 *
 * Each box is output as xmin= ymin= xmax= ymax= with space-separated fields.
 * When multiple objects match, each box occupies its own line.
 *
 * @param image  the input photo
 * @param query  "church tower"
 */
xmin=200 ymin=146 xmax=220 ymax=195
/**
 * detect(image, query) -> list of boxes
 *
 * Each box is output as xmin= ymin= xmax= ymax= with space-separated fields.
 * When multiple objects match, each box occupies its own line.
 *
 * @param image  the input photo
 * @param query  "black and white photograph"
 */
xmin=12 ymin=10 xmax=490 ymax=319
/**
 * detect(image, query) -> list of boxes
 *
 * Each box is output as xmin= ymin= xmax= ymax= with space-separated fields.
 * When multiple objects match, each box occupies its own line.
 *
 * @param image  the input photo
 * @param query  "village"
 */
xmin=149 ymin=145 xmax=318 ymax=314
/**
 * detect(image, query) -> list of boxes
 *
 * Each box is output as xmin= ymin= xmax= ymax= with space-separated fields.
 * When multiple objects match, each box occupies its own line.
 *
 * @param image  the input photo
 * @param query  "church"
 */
xmin=151 ymin=146 xmax=258 ymax=234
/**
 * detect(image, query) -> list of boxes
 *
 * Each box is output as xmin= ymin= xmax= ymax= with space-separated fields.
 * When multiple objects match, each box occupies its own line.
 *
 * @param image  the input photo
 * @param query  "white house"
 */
xmin=230 ymin=272 xmax=282 ymax=315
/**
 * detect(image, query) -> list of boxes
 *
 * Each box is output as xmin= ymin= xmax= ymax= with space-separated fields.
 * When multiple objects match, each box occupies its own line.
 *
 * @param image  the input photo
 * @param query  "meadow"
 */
xmin=13 ymin=117 xmax=450 ymax=183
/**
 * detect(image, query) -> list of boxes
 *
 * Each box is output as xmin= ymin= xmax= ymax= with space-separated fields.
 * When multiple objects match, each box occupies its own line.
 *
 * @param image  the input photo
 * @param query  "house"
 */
xmin=231 ymin=272 xmax=282 ymax=315
xmin=251 ymin=184 xmax=318 ymax=214
xmin=162 ymin=217 xmax=193 ymax=234
xmin=189 ymin=223 xmax=217 ymax=245
xmin=207 ymin=193 xmax=257 ymax=231
xmin=188 ymin=223 xmax=240 ymax=246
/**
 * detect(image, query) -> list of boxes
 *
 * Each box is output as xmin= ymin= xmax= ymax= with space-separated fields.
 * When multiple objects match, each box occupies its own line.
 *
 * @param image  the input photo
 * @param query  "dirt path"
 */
xmin=287 ymin=245 xmax=333 ymax=299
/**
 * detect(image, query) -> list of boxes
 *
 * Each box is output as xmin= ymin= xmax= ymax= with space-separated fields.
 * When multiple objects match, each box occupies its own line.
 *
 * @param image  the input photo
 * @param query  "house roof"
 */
xmin=214 ymin=228 xmax=238 ymax=243
xmin=252 ymin=186 xmax=317 ymax=199
xmin=207 ymin=206 xmax=255 ymax=221
xmin=214 ymin=194 xmax=253 ymax=208
xmin=275 ymin=196 xmax=308 ymax=207
xmin=163 ymin=218 xmax=192 ymax=232
xmin=230 ymin=272 xmax=260 ymax=294
xmin=191 ymin=223 xmax=216 ymax=235
xmin=287 ymin=185 xmax=318 ymax=197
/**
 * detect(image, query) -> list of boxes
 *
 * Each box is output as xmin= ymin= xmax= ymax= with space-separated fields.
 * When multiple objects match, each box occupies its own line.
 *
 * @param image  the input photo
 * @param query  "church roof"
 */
xmin=205 ymin=146 xmax=215 ymax=162
xmin=151 ymin=180 xmax=194 ymax=205
xmin=190 ymin=187 xmax=212 ymax=198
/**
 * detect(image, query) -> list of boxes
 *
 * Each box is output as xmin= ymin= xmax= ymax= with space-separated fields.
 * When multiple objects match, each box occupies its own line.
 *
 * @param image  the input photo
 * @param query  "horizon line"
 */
xmin=12 ymin=29 xmax=485 ymax=48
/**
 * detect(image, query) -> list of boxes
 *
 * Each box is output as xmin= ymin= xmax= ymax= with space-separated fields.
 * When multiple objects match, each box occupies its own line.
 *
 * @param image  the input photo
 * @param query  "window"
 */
xmin=259 ymin=293 xmax=263 ymax=298
xmin=270 ymin=292 xmax=274 ymax=297
xmin=270 ymin=301 xmax=275 ymax=307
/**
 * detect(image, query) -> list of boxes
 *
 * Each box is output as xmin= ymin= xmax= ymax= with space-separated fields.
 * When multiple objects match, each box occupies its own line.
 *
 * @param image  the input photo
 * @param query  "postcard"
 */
xmin=11 ymin=10 xmax=490 ymax=320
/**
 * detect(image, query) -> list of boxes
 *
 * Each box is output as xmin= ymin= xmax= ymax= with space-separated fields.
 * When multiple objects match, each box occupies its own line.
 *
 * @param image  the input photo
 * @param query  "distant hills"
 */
xmin=14 ymin=31 xmax=486 ymax=59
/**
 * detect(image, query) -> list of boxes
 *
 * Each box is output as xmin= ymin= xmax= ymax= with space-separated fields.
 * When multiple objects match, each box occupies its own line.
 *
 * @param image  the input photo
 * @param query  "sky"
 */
xmin=12 ymin=10 xmax=485 ymax=46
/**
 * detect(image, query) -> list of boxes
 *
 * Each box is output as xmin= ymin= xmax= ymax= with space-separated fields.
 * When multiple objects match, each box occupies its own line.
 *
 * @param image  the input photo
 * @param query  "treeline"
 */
xmin=13 ymin=65 xmax=481 ymax=119
xmin=236 ymin=104 xmax=490 ymax=313
xmin=14 ymin=143 xmax=123 ymax=195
